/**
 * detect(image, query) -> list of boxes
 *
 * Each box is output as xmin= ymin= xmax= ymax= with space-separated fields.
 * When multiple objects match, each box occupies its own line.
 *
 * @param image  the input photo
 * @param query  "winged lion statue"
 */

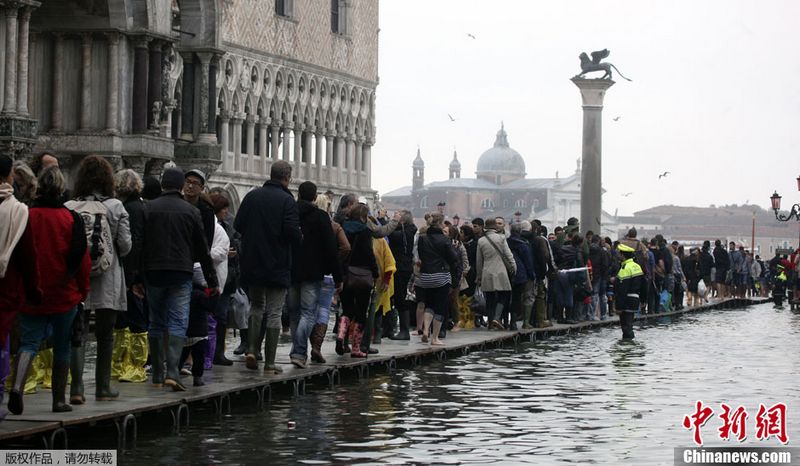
xmin=575 ymin=49 xmax=632 ymax=81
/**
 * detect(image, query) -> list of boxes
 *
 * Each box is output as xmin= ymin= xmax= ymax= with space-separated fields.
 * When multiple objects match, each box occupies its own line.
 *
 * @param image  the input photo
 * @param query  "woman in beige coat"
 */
xmin=476 ymin=218 xmax=516 ymax=330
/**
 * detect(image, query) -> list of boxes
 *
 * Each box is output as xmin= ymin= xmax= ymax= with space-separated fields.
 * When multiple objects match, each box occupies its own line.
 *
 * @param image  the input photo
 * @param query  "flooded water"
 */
xmin=122 ymin=303 xmax=800 ymax=465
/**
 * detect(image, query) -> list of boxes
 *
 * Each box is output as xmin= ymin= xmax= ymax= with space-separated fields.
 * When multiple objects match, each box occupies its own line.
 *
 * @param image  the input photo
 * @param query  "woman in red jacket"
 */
xmin=8 ymin=166 xmax=90 ymax=415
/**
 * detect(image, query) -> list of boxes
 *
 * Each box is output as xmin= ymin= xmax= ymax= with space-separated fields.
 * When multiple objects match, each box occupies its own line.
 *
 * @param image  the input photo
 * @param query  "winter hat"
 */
xmin=161 ymin=167 xmax=185 ymax=191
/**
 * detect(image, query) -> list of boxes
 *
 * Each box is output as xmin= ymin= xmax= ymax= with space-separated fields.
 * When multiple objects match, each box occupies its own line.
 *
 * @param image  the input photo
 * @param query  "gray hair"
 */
xmin=270 ymin=160 xmax=292 ymax=182
xmin=510 ymin=222 xmax=525 ymax=235
xmin=519 ymin=220 xmax=532 ymax=232
xmin=37 ymin=165 xmax=65 ymax=200
xmin=114 ymin=169 xmax=143 ymax=200
xmin=12 ymin=161 xmax=36 ymax=198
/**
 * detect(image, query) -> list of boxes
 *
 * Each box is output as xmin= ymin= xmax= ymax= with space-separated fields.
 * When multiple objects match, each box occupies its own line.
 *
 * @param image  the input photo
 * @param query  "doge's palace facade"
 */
xmin=2 ymin=0 xmax=378 ymax=207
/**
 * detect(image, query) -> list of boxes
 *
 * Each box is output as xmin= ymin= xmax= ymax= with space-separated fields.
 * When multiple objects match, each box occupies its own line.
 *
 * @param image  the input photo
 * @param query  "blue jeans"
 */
xmin=19 ymin=307 xmax=78 ymax=363
xmin=592 ymin=279 xmax=608 ymax=319
xmin=316 ymin=275 xmax=336 ymax=326
xmin=287 ymin=281 xmax=323 ymax=360
xmin=147 ymin=281 xmax=193 ymax=338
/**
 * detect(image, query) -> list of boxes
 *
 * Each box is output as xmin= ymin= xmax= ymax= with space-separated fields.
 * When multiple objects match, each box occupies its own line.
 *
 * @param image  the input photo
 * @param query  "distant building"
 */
xmin=382 ymin=123 xmax=616 ymax=235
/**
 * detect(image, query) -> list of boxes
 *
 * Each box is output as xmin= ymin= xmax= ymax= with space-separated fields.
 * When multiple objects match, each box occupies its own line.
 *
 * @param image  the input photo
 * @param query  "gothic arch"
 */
xmin=175 ymin=0 xmax=220 ymax=49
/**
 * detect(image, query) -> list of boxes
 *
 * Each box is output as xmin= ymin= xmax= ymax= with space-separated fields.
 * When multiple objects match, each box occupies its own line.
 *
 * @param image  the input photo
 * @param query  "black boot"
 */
xmin=372 ymin=311 xmax=383 ymax=344
xmin=389 ymin=308 xmax=411 ymax=340
xmin=164 ymin=335 xmax=187 ymax=392
xmin=213 ymin=323 xmax=234 ymax=366
xmin=233 ymin=328 xmax=248 ymax=355
xmin=148 ymin=334 xmax=165 ymax=387
xmin=52 ymin=361 xmax=72 ymax=413
xmin=383 ymin=309 xmax=397 ymax=340
xmin=8 ymin=352 xmax=34 ymax=415
xmin=621 ymin=311 xmax=635 ymax=339
xmin=95 ymin=335 xmax=119 ymax=401
xmin=69 ymin=345 xmax=86 ymax=404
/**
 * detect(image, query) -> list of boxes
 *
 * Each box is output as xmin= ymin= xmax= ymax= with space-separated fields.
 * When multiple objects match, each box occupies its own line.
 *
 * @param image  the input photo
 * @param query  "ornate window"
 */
xmin=515 ymin=199 xmax=527 ymax=208
xmin=275 ymin=0 xmax=293 ymax=18
xmin=420 ymin=196 xmax=428 ymax=209
xmin=331 ymin=0 xmax=349 ymax=34
xmin=481 ymin=199 xmax=494 ymax=210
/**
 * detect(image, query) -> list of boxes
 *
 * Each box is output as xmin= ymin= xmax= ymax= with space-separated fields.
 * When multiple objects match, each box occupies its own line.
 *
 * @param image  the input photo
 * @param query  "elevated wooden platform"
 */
xmin=0 ymin=297 xmax=766 ymax=449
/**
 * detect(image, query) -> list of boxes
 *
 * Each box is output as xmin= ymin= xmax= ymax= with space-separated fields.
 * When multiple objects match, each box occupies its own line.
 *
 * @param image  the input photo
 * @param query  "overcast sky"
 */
xmin=371 ymin=0 xmax=800 ymax=216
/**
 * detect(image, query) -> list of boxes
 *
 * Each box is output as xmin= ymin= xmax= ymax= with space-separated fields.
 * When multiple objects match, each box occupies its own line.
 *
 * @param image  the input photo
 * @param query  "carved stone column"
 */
xmin=270 ymin=121 xmax=281 ymax=160
xmin=132 ymin=37 xmax=150 ymax=133
xmin=346 ymin=134 xmax=355 ymax=187
xmin=293 ymin=123 xmax=303 ymax=167
xmin=282 ymin=123 xmax=293 ymax=162
xmin=51 ymin=33 xmax=64 ymax=131
xmin=105 ymin=32 xmax=120 ymax=133
xmin=354 ymin=137 xmax=363 ymax=188
xmin=79 ymin=33 xmax=93 ymax=131
xmin=363 ymin=138 xmax=373 ymax=188
xmin=196 ymin=53 xmax=217 ymax=143
xmin=2 ymin=5 xmax=19 ymax=115
xmin=232 ymin=113 xmax=243 ymax=172
xmin=259 ymin=116 xmax=269 ymax=175
xmin=245 ymin=114 xmax=255 ymax=173
xmin=180 ymin=52 xmax=194 ymax=140
xmin=16 ymin=7 xmax=31 ymax=116
xmin=325 ymin=132 xmax=334 ymax=184
xmin=147 ymin=40 xmax=162 ymax=130
xmin=219 ymin=110 xmax=230 ymax=171
xmin=315 ymin=131 xmax=324 ymax=182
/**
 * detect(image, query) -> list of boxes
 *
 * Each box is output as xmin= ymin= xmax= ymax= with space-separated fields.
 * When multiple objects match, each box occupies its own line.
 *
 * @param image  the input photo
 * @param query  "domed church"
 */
xmin=382 ymin=123 xmax=607 ymax=231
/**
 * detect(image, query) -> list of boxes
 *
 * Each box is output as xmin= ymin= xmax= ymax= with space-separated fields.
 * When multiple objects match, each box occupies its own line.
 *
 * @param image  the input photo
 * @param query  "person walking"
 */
xmin=208 ymin=193 xmax=237 ymax=366
xmin=9 ymin=166 xmax=90 ymax=414
xmin=288 ymin=182 xmax=341 ymax=368
xmin=0 ymin=155 xmax=41 ymax=419
xmin=476 ymin=218 xmax=516 ymax=330
xmin=387 ymin=210 xmax=417 ymax=340
xmin=615 ymin=243 xmax=647 ymax=340
xmin=415 ymin=213 xmax=459 ymax=345
xmin=234 ymin=161 xmax=301 ymax=374
xmin=66 ymin=156 xmax=132 ymax=403
xmin=507 ymin=223 xmax=534 ymax=329
xmin=337 ymin=204 xmax=379 ymax=358
xmin=136 ymin=167 xmax=218 ymax=391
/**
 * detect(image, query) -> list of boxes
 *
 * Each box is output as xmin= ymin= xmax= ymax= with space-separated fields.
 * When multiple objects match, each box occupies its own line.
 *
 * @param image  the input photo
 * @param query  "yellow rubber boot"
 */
xmin=111 ymin=328 xmax=129 ymax=380
xmin=120 ymin=332 xmax=149 ymax=383
xmin=39 ymin=348 xmax=53 ymax=390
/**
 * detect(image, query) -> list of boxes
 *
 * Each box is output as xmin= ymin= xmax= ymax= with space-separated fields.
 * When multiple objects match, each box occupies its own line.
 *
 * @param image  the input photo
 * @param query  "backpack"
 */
xmin=65 ymin=199 xmax=114 ymax=277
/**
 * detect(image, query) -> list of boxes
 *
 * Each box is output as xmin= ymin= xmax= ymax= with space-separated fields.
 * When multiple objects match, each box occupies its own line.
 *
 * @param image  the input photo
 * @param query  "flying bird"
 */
xmin=447 ymin=114 xmax=456 ymax=122
xmin=613 ymin=116 xmax=621 ymax=121
xmin=621 ymin=192 xmax=633 ymax=197
xmin=658 ymin=171 xmax=670 ymax=179
xmin=466 ymin=33 xmax=476 ymax=39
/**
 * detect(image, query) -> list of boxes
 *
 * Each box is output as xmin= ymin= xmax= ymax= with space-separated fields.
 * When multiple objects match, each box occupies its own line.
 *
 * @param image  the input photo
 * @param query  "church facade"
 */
xmin=382 ymin=124 xmax=617 ymax=235
xmin=1 ymin=0 xmax=378 ymax=207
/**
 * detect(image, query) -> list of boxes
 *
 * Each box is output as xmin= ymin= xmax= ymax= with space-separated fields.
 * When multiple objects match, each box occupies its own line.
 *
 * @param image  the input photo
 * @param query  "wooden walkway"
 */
xmin=0 ymin=297 xmax=767 ymax=449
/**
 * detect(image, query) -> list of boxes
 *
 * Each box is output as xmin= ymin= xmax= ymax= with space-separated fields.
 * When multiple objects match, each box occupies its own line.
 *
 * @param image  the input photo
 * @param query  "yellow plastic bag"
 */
xmin=458 ymin=295 xmax=475 ymax=330
xmin=111 ymin=328 xmax=129 ymax=380
xmin=119 ymin=332 xmax=148 ymax=383
xmin=37 ymin=348 xmax=53 ymax=390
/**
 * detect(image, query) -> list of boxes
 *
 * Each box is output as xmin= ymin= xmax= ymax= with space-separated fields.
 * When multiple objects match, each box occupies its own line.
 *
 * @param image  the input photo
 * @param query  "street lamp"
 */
xmin=770 ymin=176 xmax=800 ymax=222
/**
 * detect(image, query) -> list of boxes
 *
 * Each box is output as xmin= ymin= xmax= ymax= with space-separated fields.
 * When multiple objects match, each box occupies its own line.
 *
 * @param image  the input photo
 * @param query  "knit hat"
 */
xmin=185 ymin=169 xmax=207 ymax=186
xmin=161 ymin=167 xmax=185 ymax=191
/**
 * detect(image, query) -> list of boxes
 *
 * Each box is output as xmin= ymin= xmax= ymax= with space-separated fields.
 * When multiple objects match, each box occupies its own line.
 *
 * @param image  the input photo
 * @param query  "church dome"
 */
xmin=476 ymin=123 xmax=526 ymax=177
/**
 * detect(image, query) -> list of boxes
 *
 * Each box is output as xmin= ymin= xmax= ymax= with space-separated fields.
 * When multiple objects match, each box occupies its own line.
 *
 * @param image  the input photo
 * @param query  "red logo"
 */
xmin=682 ymin=402 xmax=788 ymax=446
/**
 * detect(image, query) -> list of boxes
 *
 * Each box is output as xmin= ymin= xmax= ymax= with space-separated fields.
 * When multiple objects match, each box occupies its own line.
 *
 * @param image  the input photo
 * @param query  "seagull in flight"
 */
xmin=448 ymin=114 xmax=456 ymax=122
xmin=612 ymin=116 xmax=621 ymax=121
xmin=658 ymin=171 xmax=670 ymax=179
xmin=621 ymin=192 xmax=633 ymax=197
xmin=466 ymin=33 xmax=477 ymax=39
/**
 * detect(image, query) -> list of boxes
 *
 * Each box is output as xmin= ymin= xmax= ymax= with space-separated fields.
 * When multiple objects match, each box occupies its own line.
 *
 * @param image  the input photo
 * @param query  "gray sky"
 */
xmin=372 ymin=0 xmax=800 ymax=216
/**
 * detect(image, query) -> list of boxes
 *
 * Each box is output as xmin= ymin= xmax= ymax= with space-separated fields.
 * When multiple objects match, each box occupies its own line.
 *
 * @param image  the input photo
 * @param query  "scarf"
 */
xmin=0 ymin=183 xmax=29 ymax=278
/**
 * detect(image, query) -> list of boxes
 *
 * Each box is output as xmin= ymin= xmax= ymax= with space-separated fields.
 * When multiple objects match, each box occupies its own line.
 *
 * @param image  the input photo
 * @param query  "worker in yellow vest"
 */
xmin=614 ymin=244 xmax=647 ymax=339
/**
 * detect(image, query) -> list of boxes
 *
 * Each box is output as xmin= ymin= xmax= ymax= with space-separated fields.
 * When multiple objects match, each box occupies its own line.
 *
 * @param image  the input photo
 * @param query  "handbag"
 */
xmin=470 ymin=287 xmax=487 ymax=316
xmin=228 ymin=288 xmax=250 ymax=330
xmin=485 ymin=234 xmax=516 ymax=281
xmin=344 ymin=232 xmax=375 ymax=290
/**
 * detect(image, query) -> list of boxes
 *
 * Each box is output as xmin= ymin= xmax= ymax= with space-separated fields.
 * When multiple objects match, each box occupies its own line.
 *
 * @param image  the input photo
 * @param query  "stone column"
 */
xmin=293 ymin=123 xmax=303 ymax=166
xmin=346 ymin=134 xmax=355 ymax=187
xmin=147 ymin=40 xmax=162 ymax=130
xmin=105 ymin=32 xmax=120 ymax=133
xmin=79 ymin=33 xmax=93 ymax=131
xmin=325 ymin=132 xmax=334 ymax=184
xmin=259 ymin=117 xmax=269 ymax=175
xmin=132 ymin=37 xmax=150 ymax=133
xmin=336 ymin=132 xmax=347 ymax=186
xmin=354 ymin=137 xmax=363 ymax=188
xmin=282 ymin=123 xmax=293 ymax=162
xmin=270 ymin=121 xmax=281 ymax=160
xmin=51 ymin=33 xmax=64 ymax=131
xmin=232 ymin=113 xmax=243 ymax=172
xmin=303 ymin=128 xmax=313 ymax=179
xmin=16 ymin=7 xmax=31 ymax=116
xmin=180 ymin=52 xmax=194 ymax=140
xmin=572 ymin=77 xmax=614 ymax=234
xmin=315 ymin=131 xmax=324 ymax=182
xmin=245 ymin=114 xmax=255 ymax=173
xmin=2 ymin=5 xmax=19 ymax=114
xmin=363 ymin=139 xmax=373 ymax=188
xmin=219 ymin=110 xmax=230 ymax=171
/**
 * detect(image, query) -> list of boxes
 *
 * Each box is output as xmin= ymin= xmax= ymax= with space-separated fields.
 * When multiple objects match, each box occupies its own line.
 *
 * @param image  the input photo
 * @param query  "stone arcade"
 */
xmin=0 ymin=0 xmax=379 ymax=207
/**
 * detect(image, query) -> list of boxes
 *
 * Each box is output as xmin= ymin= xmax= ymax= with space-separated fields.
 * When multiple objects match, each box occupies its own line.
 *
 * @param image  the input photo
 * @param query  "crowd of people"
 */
xmin=0 ymin=153 xmax=797 ymax=418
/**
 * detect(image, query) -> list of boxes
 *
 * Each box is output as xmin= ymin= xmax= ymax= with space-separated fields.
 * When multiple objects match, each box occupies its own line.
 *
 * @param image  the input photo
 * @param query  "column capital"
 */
xmin=232 ymin=112 xmax=246 ymax=122
xmin=180 ymin=51 xmax=194 ymax=63
xmin=3 ymin=5 xmax=19 ymax=18
xmin=245 ymin=114 xmax=256 ymax=125
xmin=283 ymin=121 xmax=294 ymax=130
xmin=81 ymin=32 xmax=93 ymax=47
xmin=293 ymin=122 xmax=304 ymax=132
xmin=134 ymin=36 xmax=151 ymax=49
xmin=325 ymin=130 xmax=336 ymax=139
xmin=365 ymin=137 xmax=375 ymax=146
xmin=19 ymin=5 xmax=31 ymax=21
xmin=271 ymin=119 xmax=283 ymax=128
xmin=356 ymin=136 xmax=365 ymax=144
xmin=306 ymin=125 xmax=316 ymax=134
xmin=219 ymin=109 xmax=231 ymax=122
xmin=196 ymin=52 xmax=215 ymax=65
xmin=259 ymin=116 xmax=271 ymax=126
xmin=105 ymin=31 xmax=120 ymax=46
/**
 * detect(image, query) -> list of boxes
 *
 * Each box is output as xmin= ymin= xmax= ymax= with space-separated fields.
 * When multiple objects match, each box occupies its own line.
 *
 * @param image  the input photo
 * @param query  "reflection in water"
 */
xmin=123 ymin=304 xmax=800 ymax=465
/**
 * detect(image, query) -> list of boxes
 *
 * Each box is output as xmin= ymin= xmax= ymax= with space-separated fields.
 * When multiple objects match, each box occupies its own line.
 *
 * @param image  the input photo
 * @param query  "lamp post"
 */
xmin=769 ymin=174 xmax=800 ymax=249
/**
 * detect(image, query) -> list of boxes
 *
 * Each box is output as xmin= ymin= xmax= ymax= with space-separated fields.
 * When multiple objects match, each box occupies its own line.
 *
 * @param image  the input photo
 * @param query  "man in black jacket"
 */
xmin=137 ymin=168 xmax=218 ymax=392
xmin=234 ymin=161 xmax=301 ymax=374
xmin=713 ymin=239 xmax=730 ymax=298
xmin=287 ymin=182 xmax=341 ymax=368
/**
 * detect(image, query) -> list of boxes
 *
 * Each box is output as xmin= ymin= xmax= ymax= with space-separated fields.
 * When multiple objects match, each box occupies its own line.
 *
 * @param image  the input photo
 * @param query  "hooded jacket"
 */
xmin=292 ymin=199 xmax=342 ymax=284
